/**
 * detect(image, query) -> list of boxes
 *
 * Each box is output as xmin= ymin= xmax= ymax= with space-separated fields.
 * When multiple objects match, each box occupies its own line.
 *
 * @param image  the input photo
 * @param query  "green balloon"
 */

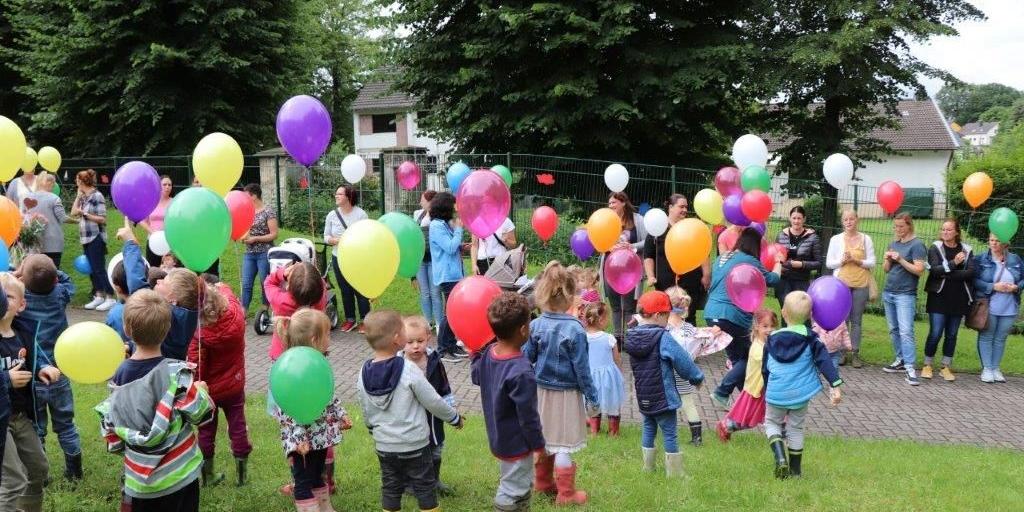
xmin=491 ymin=165 xmax=513 ymax=187
xmin=270 ymin=346 xmax=334 ymax=425
xmin=54 ymin=182 xmax=61 ymax=196
xmin=379 ymin=212 xmax=425 ymax=279
xmin=164 ymin=187 xmax=230 ymax=272
xmin=740 ymin=165 xmax=771 ymax=193
xmin=989 ymin=207 xmax=1019 ymax=243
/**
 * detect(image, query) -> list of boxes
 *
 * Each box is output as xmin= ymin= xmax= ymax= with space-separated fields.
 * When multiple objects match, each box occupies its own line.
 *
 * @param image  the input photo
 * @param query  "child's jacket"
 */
xmin=15 ymin=270 xmax=73 ymax=363
xmin=624 ymin=324 xmax=704 ymax=415
xmin=264 ymin=266 xmax=329 ymax=360
xmin=743 ymin=339 xmax=766 ymax=398
xmin=763 ymin=326 xmax=843 ymax=408
xmin=523 ymin=312 xmax=598 ymax=404
xmin=272 ymin=398 xmax=347 ymax=454
xmin=186 ymin=284 xmax=246 ymax=402
xmin=123 ymin=241 xmax=198 ymax=360
xmin=420 ymin=350 xmax=453 ymax=447
xmin=0 ymin=322 xmax=52 ymax=419
xmin=471 ymin=342 xmax=545 ymax=460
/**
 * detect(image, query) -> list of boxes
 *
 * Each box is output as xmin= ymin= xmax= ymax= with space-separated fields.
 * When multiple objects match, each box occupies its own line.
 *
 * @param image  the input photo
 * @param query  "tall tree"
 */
xmin=938 ymin=82 xmax=1023 ymax=125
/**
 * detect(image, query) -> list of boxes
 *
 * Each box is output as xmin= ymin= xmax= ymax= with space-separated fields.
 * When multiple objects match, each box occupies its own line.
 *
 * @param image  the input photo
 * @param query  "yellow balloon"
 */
xmin=693 ymin=188 xmax=724 ymax=226
xmin=963 ymin=171 xmax=993 ymax=209
xmin=54 ymin=321 xmax=125 ymax=384
xmin=22 ymin=147 xmax=37 ymax=173
xmin=587 ymin=207 xmax=622 ymax=253
xmin=193 ymin=132 xmax=243 ymax=196
xmin=37 ymin=146 xmax=61 ymax=172
xmin=337 ymin=219 xmax=399 ymax=298
xmin=0 ymin=116 xmax=27 ymax=182
xmin=665 ymin=218 xmax=712 ymax=275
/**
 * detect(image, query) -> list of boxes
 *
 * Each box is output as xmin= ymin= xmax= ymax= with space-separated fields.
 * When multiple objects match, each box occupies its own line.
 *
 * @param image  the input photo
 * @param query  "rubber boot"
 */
xmin=235 ymin=456 xmax=248 ymax=486
xmin=607 ymin=416 xmax=620 ymax=437
xmin=313 ymin=486 xmax=336 ymax=512
xmin=788 ymin=448 xmax=802 ymax=478
xmin=533 ymin=453 xmax=556 ymax=495
xmin=322 ymin=461 xmax=336 ymax=495
xmin=852 ymin=351 xmax=864 ymax=369
xmin=553 ymin=463 xmax=588 ymax=506
xmin=688 ymin=421 xmax=703 ymax=447
xmin=641 ymin=447 xmax=656 ymax=472
xmin=664 ymin=452 xmax=684 ymax=478
xmin=587 ymin=415 xmax=601 ymax=435
xmin=64 ymin=452 xmax=83 ymax=481
xmin=769 ymin=435 xmax=789 ymax=480
xmin=202 ymin=456 xmax=225 ymax=486
xmin=295 ymin=497 xmax=319 ymax=512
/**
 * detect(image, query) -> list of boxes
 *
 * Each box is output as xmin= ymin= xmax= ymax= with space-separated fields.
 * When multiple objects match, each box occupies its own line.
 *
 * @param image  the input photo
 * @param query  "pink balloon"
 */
xmin=456 ymin=170 xmax=511 ymax=238
xmin=715 ymin=166 xmax=742 ymax=197
xmin=725 ymin=263 xmax=767 ymax=313
xmin=604 ymin=248 xmax=643 ymax=295
xmin=397 ymin=161 xmax=421 ymax=190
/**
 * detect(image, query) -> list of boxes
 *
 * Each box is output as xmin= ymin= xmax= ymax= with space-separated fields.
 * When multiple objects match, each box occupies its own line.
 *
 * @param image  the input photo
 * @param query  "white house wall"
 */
xmin=853 ymin=150 xmax=951 ymax=193
xmin=351 ymin=112 xmax=453 ymax=156
xmin=408 ymin=113 xmax=453 ymax=155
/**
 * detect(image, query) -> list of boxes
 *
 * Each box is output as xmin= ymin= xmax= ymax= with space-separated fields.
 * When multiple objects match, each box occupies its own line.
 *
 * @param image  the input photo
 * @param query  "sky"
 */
xmin=911 ymin=0 xmax=1024 ymax=95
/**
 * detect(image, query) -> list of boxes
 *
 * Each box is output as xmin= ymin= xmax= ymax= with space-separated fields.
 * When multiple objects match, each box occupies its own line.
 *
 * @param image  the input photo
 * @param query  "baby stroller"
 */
xmin=485 ymin=244 xmax=535 ymax=309
xmin=253 ymin=238 xmax=339 ymax=335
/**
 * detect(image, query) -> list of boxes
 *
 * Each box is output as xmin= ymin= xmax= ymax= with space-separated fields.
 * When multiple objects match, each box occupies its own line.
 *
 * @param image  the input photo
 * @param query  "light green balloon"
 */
xmin=270 ymin=346 xmax=334 ymax=425
xmin=740 ymin=165 xmax=771 ymax=193
xmin=491 ymin=164 xmax=513 ymax=187
xmin=989 ymin=207 xmax=1019 ymax=243
xmin=379 ymin=212 xmax=426 ymax=279
xmin=164 ymin=187 xmax=230 ymax=272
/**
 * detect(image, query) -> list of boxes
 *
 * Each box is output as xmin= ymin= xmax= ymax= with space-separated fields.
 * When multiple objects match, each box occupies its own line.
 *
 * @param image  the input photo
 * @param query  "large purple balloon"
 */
xmin=112 ymin=161 xmax=161 ymax=223
xmin=456 ymin=170 xmax=511 ymax=238
xmin=723 ymin=193 xmax=751 ymax=226
xmin=808 ymin=276 xmax=853 ymax=330
xmin=276 ymin=95 xmax=332 ymax=166
xmin=750 ymin=221 xmax=766 ymax=237
xmin=604 ymin=248 xmax=643 ymax=295
xmin=570 ymin=229 xmax=595 ymax=260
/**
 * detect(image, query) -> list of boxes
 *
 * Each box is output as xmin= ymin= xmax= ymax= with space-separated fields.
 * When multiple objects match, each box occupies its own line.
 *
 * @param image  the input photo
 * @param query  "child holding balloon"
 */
xmin=577 ymin=289 xmax=624 ymax=436
xmin=717 ymin=309 xmax=775 ymax=443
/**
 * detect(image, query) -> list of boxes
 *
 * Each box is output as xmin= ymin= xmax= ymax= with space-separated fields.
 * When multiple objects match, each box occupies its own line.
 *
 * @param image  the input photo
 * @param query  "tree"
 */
xmin=978 ymin=97 xmax=1024 ymax=131
xmin=938 ymin=82 xmax=1023 ymax=125
xmin=948 ymin=123 xmax=1024 ymax=247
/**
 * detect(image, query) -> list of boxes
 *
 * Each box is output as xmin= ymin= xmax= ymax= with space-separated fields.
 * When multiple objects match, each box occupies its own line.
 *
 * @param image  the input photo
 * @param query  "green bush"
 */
xmin=948 ymin=124 xmax=1024 ymax=250
xmin=282 ymin=166 xmax=381 ymax=236
xmin=802 ymin=194 xmax=825 ymax=230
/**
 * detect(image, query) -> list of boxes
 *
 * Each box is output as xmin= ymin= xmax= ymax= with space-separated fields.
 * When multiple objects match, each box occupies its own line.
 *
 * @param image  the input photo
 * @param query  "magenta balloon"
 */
xmin=455 ymin=170 xmax=511 ymax=238
xmin=808 ymin=276 xmax=853 ymax=330
xmin=570 ymin=228 xmax=595 ymax=260
xmin=725 ymin=263 xmax=766 ymax=313
xmin=604 ymin=248 xmax=643 ymax=295
xmin=397 ymin=161 xmax=421 ymax=190
xmin=276 ymin=95 xmax=332 ymax=166
xmin=112 ymin=161 xmax=161 ymax=223
xmin=715 ymin=166 xmax=742 ymax=197
xmin=723 ymin=194 xmax=751 ymax=226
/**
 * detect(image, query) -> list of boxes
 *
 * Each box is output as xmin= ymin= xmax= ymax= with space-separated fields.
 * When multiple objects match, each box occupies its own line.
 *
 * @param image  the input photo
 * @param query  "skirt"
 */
xmin=537 ymin=387 xmax=588 ymax=454
xmin=725 ymin=391 xmax=766 ymax=430
xmin=590 ymin=366 xmax=625 ymax=416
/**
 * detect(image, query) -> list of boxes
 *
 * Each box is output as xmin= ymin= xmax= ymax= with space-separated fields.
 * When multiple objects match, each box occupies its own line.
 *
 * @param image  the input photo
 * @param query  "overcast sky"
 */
xmin=911 ymin=0 xmax=1024 ymax=95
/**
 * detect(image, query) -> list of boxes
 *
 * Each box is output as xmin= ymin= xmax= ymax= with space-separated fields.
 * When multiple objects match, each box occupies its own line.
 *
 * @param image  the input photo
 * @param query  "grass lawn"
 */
xmin=43 ymin=384 xmax=1024 ymax=511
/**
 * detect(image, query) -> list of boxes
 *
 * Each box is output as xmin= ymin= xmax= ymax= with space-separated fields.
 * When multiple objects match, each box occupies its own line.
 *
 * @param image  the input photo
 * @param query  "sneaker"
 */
xmin=980 ymin=368 xmax=994 ymax=383
xmin=451 ymin=346 xmax=470 ymax=359
xmin=83 ymin=295 xmax=103 ymax=310
xmin=920 ymin=365 xmax=933 ymax=379
xmin=940 ymin=366 xmax=956 ymax=382
xmin=356 ymin=323 xmax=365 ymax=334
xmin=709 ymin=391 xmax=730 ymax=411
xmin=716 ymin=420 xmax=731 ymax=443
xmin=96 ymin=298 xmax=117 ymax=312
xmin=440 ymin=351 xmax=462 ymax=363
xmin=905 ymin=374 xmax=920 ymax=386
xmin=340 ymin=320 xmax=355 ymax=332
xmin=882 ymin=359 xmax=905 ymax=373
xmin=993 ymin=369 xmax=1006 ymax=383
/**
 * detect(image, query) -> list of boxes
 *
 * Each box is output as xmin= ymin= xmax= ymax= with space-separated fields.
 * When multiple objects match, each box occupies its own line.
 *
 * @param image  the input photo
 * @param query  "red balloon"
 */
xmin=877 ymin=181 xmax=905 ymax=215
xmin=760 ymin=241 xmax=788 ymax=269
xmin=531 ymin=206 xmax=559 ymax=242
xmin=718 ymin=226 xmax=740 ymax=253
xmin=740 ymin=190 xmax=772 ymax=223
xmin=715 ymin=166 xmax=742 ymax=197
xmin=447 ymin=276 xmax=503 ymax=352
xmin=225 ymin=190 xmax=256 ymax=241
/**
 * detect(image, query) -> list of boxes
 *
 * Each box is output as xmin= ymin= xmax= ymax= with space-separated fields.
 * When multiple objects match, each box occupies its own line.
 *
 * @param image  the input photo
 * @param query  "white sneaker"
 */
xmin=980 ymin=368 xmax=994 ymax=383
xmin=96 ymin=298 xmax=117 ymax=312
xmin=83 ymin=295 xmax=104 ymax=310
xmin=993 ymin=369 xmax=1006 ymax=383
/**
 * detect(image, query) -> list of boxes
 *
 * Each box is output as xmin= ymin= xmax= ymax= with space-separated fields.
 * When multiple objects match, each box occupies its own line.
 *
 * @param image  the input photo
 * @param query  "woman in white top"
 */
xmin=470 ymin=217 xmax=516 ymax=275
xmin=324 ymin=184 xmax=370 ymax=332
xmin=825 ymin=209 xmax=876 ymax=368
xmin=6 ymin=167 xmax=36 ymax=210
xmin=413 ymin=190 xmax=444 ymax=328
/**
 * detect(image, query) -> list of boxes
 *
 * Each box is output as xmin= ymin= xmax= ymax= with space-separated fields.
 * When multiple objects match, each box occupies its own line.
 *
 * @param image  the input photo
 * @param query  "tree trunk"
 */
xmin=820 ymin=96 xmax=842 ymax=242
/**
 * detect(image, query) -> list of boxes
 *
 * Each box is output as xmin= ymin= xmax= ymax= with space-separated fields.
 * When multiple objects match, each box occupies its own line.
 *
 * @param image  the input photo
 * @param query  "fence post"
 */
xmin=671 ymin=165 xmax=677 ymax=191
xmin=274 ymin=156 xmax=282 ymax=225
xmin=377 ymin=157 xmax=386 ymax=214
xmin=853 ymin=182 xmax=859 ymax=212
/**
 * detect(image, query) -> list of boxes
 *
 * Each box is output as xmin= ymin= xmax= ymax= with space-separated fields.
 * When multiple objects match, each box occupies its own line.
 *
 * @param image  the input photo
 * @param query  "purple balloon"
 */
xmin=276 ymin=95 xmax=332 ymax=166
xmin=808 ymin=276 xmax=853 ymax=330
xmin=723 ymin=194 xmax=751 ymax=226
xmin=112 ymin=161 xmax=161 ymax=223
xmin=570 ymin=228 xmax=595 ymax=260
xmin=751 ymin=221 xmax=766 ymax=237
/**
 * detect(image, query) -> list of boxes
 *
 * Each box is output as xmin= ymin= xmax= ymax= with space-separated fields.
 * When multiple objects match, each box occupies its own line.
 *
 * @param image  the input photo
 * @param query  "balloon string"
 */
xmin=196 ymin=278 xmax=203 ymax=376
xmin=306 ymin=166 xmax=315 ymax=239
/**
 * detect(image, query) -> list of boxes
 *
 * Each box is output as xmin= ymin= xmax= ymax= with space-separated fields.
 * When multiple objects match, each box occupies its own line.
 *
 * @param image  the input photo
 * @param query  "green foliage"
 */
xmin=948 ymin=124 xmax=1024 ymax=248
xmin=801 ymin=194 xmax=825 ymax=230
xmin=978 ymin=97 xmax=1024 ymax=131
xmin=938 ymin=82 xmax=1024 ymax=125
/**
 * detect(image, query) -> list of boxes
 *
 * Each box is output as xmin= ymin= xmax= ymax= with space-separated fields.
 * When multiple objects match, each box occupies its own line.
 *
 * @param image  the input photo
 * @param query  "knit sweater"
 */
xmin=471 ymin=343 xmax=545 ymax=460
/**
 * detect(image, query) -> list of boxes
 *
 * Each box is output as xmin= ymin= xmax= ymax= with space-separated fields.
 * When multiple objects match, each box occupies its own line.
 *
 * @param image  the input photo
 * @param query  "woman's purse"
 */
xmin=867 ymin=277 xmax=880 ymax=302
xmin=967 ymin=265 xmax=1004 ymax=331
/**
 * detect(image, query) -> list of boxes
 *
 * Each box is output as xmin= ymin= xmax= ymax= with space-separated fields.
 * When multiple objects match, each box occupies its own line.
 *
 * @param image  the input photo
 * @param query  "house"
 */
xmin=959 ymin=121 xmax=999 ymax=147
xmin=351 ymin=80 xmax=452 ymax=158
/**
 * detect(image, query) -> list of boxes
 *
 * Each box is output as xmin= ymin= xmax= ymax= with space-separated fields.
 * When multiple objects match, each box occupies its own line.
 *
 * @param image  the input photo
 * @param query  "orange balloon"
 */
xmin=0 ymin=197 xmax=21 ymax=247
xmin=586 ymin=208 xmax=622 ymax=253
xmin=963 ymin=171 xmax=993 ymax=209
xmin=666 ymin=218 xmax=712 ymax=275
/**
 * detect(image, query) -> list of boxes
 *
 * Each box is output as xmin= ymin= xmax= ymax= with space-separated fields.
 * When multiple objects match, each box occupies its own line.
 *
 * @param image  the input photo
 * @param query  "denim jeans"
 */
xmin=924 ymin=312 xmax=963 ymax=362
xmin=641 ymin=411 xmax=679 ymax=453
xmin=708 ymin=319 xmax=749 ymax=398
xmin=416 ymin=262 xmax=444 ymax=327
xmin=977 ymin=314 xmax=1015 ymax=370
xmin=241 ymin=251 xmax=270 ymax=311
xmin=331 ymin=255 xmax=370 ymax=321
xmin=378 ymin=446 xmax=436 ymax=511
xmin=83 ymin=236 xmax=113 ymax=296
xmin=882 ymin=291 xmax=917 ymax=367
xmin=436 ymin=281 xmax=458 ymax=354
xmin=33 ymin=374 xmax=81 ymax=455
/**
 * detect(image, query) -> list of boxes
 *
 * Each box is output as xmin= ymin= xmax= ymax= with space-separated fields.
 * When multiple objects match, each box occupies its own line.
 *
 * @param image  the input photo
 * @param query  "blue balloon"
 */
xmin=0 ymin=243 xmax=8 ymax=271
xmin=638 ymin=202 xmax=651 ymax=215
xmin=446 ymin=162 xmax=471 ymax=194
xmin=73 ymin=255 xmax=92 ymax=275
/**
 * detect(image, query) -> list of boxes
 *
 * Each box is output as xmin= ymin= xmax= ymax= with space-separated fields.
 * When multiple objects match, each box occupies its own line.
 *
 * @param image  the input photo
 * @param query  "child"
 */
xmin=186 ymin=281 xmax=251 ymax=487
xmin=717 ymin=309 xmax=776 ymax=442
xmin=96 ymin=289 xmax=214 ymax=511
xmin=624 ymin=291 xmax=704 ymax=478
xmin=12 ymin=254 xmax=81 ymax=481
xmin=664 ymin=287 xmax=706 ymax=446
xmin=577 ymin=289 xmax=624 ymax=436
xmin=271 ymin=308 xmax=350 ymax=512
xmin=812 ymin=320 xmax=852 ymax=369
xmin=471 ymin=292 xmax=545 ymax=512
xmin=763 ymin=291 xmax=843 ymax=479
xmin=357 ymin=310 xmax=463 ymax=512
xmin=402 ymin=316 xmax=456 ymax=495
xmin=0 ymin=280 xmax=8 ymax=484
xmin=160 ymin=253 xmax=179 ymax=271
xmin=0 ymin=274 xmax=61 ymax=512
xmin=522 ymin=261 xmax=597 ymax=505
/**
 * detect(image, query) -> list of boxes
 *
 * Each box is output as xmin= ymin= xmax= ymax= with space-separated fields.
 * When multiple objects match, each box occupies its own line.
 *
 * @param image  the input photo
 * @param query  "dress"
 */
xmin=724 ymin=339 xmax=766 ymax=429
xmin=586 ymin=332 xmax=625 ymax=416
xmin=667 ymin=323 xmax=699 ymax=395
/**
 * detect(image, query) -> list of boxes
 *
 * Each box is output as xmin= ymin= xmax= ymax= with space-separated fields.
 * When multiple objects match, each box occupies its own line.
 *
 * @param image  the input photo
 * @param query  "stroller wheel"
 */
xmin=254 ymin=310 xmax=271 ymax=335
xmin=327 ymin=297 xmax=339 ymax=330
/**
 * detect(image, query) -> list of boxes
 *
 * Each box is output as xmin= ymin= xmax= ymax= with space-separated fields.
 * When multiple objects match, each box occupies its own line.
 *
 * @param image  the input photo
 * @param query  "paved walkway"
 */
xmin=72 ymin=309 xmax=1024 ymax=451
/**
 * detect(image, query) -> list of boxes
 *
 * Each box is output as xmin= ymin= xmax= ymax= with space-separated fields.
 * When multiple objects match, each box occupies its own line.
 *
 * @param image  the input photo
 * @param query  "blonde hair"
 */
xmin=664 ymin=286 xmax=691 ymax=315
xmin=782 ymin=291 xmax=812 ymax=324
xmin=0 ymin=273 xmax=25 ymax=301
xmin=535 ymin=261 xmax=575 ymax=312
xmin=403 ymin=315 xmax=432 ymax=339
xmin=567 ymin=265 xmax=599 ymax=291
xmin=124 ymin=289 xmax=172 ymax=347
xmin=577 ymin=300 xmax=608 ymax=330
xmin=199 ymin=283 xmax=228 ymax=325
xmin=750 ymin=309 xmax=780 ymax=342
xmin=162 ymin=268 xmax=200 ymax=310
xmin=363 ymin=310 xmax=404 ymax=351
xmin=842 ymin=209 xmax=858 ymax=221
xmin=277 ymin=308 xmax=330 ymax=351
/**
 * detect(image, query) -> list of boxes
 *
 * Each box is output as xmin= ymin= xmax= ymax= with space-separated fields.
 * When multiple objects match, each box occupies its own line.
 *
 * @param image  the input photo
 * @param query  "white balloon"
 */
xmin=822 ymin=153 xmax=854 ymax=191
xmin=341 ymin=154 xmax=366 ymax=184
xmin=604 ymin=163 xmax=629 ymax=192
xmin=107 ymin=252 xmax=149 ymax=291
xmin=148 ymin=231 xmax=171 ymax=256
xmin=643 ymin=208 xmax=669 ymax=237
xmin=731 ymin=134 xmax=769 ymax=170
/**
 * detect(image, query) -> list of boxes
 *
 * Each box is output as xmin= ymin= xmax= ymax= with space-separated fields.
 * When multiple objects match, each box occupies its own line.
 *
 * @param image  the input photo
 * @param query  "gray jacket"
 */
xmin=24 ymin=191 xmax=68 ymax=253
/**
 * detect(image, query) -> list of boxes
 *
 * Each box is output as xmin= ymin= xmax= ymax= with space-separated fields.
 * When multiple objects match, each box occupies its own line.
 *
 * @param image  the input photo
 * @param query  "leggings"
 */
xmin=846 ymin=286 xmax=869 ymax=351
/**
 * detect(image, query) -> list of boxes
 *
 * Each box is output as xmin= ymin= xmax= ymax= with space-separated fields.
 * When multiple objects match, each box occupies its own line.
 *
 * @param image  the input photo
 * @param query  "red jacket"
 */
xmin=187 ymin=284 xmax=246 ymax=402
xmin=265 ymin=266 xmax=329 ymax=360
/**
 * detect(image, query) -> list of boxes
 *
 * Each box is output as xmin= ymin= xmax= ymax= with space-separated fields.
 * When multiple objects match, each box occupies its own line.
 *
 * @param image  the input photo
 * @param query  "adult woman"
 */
xmin=825 ymin=210 xmax=876 ymax=368
xmin=239 ymin=184 xmax=278 ymax=312
xmin=412 ymin=190 xmax=444 ymax=329
xmin=428 ymin=192 xmax=468 ymax=362
xmin=973 ymin=233 xmax=1024 ymax=383
xmin=23 ymin=173 xmax=68 ymax=267
xmin=643 ymin=194 xmax=710 ymax=324
xmin=324 ymin=185 xmax=370 ymax=332
xmin=140 ymin=175 xmax=174 ymax=267
xmin=880 ymin=212 xmax=927 ymax=386
xmin=922 ymin=219 xmax=975 ymax=381
xmin=470 ymin=216 xmax=516 ymax=275
xmin=5 ymin=167 xmax=35 ymax=210
xmin=775 ymin=206 xmax=822 ymax=306
xmin=706 ymin=228 xmax=782 ymax=409
xmin=605 ymin=192 xmax=646 ymax=339
xmin=70 ymin=169 xmax=116 ymax=311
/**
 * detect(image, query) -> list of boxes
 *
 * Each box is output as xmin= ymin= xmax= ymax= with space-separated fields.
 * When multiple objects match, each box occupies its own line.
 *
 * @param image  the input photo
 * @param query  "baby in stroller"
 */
xmin=484 ymin=243 xmax=535 ymax=309
xmin=253 ymin=238 xmax=339 ymax=334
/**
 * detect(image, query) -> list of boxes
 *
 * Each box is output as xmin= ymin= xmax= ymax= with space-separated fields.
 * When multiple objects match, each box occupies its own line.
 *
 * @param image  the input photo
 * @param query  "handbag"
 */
xmin=967 ymin=265 xmax=1005 ymax=331
xmin=867 ymin=276 xmax=879 ymax=302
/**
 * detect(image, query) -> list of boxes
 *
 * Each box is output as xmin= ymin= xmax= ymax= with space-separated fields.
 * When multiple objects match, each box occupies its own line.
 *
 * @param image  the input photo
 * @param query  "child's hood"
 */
xmin=624 ymin=324 xmax=664 ymax=358
xmin=98 ymin=359 xmax=189 ymax=442
xmin=361 ymin=357 xmax=406 ymax=408
xmin=767 ymin=327 xmax=815 ymax=363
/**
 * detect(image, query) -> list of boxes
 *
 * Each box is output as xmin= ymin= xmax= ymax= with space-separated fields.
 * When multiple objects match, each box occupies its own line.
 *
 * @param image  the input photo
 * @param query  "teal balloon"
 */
xmin=491 ymin=165 xmax=513 ymax=187
xmin=379 ymin=212 xmax=425 ymax=279
xmin=740 ymin=165 xmax=771 ymax=193
xmin=270 ymin=346 xmax=334 ymax=425
xmin=164 ymin=187 xmax=230 ymax=272
xmin=447 ymin=162 xmax=471 ymax=193
xmin=989 ymin=207 xmax=1019 ymax=243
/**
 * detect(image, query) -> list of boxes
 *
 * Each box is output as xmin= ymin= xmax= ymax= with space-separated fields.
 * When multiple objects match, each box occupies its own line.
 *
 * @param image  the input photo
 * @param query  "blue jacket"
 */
xmin=429 ymin=219 xmax=464 ymax=285
xmin=16 ymin=270 xmax=74 ymax=362
xmin=704 ymin=252 xmax=780 ymax=330
xmin=763 ymin=326 xmax=843 ymax=408
xmin=624 ymin=324 xmax=704 ymax=415
xmin=523 ymin=312 xmax=598 ymax=405
xmin=973 ymin=250 xmax=1024 ymax=306
xmin=123 ymin=241 xmax=198 ymax=360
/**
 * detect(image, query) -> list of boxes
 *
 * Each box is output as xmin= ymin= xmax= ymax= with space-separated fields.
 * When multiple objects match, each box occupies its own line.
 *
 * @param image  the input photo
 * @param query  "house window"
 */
xmin=371 ymin=114 xmax=396 ymax=134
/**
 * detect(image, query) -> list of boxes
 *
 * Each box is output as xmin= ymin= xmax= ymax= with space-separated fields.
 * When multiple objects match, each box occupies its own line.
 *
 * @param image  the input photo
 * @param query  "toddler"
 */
xmin=812 ymin=321 xmax=852 ymax=369
xmin=717 ymin=309 xmax=775 ymax=442
xmin=577 ymin=289 xmax=624 ymax=436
